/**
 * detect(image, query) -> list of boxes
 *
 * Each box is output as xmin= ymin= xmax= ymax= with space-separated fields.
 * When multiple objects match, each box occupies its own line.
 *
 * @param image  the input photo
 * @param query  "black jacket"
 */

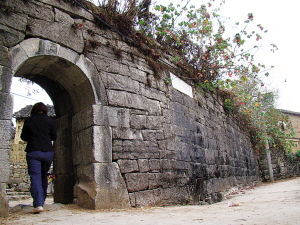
xmin=21 ymin=113 xmax=57 ymax=152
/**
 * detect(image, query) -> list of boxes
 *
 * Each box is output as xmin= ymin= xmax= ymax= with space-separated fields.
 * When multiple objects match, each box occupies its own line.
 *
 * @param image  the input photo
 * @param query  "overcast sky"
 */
xmin=11 ymin=0 xmax=299 ymax=113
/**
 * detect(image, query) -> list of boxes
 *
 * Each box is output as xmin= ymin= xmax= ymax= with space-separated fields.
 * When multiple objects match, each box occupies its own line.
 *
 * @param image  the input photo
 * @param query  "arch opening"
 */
xmin=1 ymin=38 xmax=130 ymax=211
xmin=13 ymin=54 xmax=96 ymax=204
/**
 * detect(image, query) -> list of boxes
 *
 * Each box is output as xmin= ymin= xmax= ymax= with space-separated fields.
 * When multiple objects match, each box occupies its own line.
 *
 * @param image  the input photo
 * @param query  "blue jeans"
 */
xmin=26 ymin=151 xmax=54 ymax=208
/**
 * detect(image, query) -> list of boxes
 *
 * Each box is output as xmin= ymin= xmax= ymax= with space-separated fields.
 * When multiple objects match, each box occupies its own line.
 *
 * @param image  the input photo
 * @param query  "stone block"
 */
xmin=173 ymin=111 xmax=190 ymax=128
xmin=0 ymin=24 xmax=25 ymax=48
xmin=193 ymin=163 xmax=207 ymax=179
xmin=75 ymin=54 xmax=97 ymax=81
xmin=130 ymin=114 xmax=146 ymax=129
xmin=128 ymin=192 xmax=136 ymax=207
xmin=0 ymin=12 xmax=28 ymax=32
xmin=91 ymin=73 xmax=108 ymax=106
xmin=0 ymin=168 xmax=9 ymax=183
xmin=117 ymin=159 xmax=139 ymax=173
xmin=27 ymin=17 xmax=84 ymax=53
xmin=105 ymin=107 xmax=130 ymax=128
xmin=134 ymin=189 xmax=160 ymax=207
xmin=73 ymin=125 xmax=112 ymax=165
xmin=149 ymin=159 xmax=161 ymax=172
xmin=112 ymin=127 xmax=142 ymax=140
xmin=54 ymin=8 xmax=74 ymax=24
xmin=159 ymin=187 xmax=189 ymax=205
xmin=75 ymin=162 xmax=130 ymax=209
xmin=162 ymin=159 xmax=177 ymax=170
xmin=53 ymin=146 xmax=74 ymax=175
xmin=148 ymin=173 xmax=162 ymax=189
xmin=162 ymin=109 xmax=173 ymax=124
xmin=0 ymin=92 xmax=13 ymax=120
xmin=9 ymin=44 xmax=29 ymax=73
xmin=124 ymin=173 xmax=149 ymax=192
xmin=72 ymin=105 xmax=108 ymax=133
xmin=102 ymin=72 xmax=139 ymax=93
xmin=146 ymin=116 xmax=163 ymax=130
xmin=158 ymin=149 xmax=177 ymax=159
xmin=0 ymin=45 xmax=10 ymax=68
xmin=0 ymin=120 xmax=12 ymax=149
xmin=0 ymin=183 xmax=8 ymax=217
xmin=58 ymin=44 xmax=80 ymax=65
xmin=93 ymin=56 xmax=127 ymax=74
xmin=140 ymin=85 xmax=167 ymax=103
xmin=7 ymin=0 xmax=54 ymax=21
xmin=107 ymin=90 xmax=162 ymax=115
xmin=141 ymin=130 xmax=164 ymax=142
xmin=39 ymin=0 xmax=94 ymax=21
xmin=129 ymin=67 xmax=147 ymax=83
xmin=138 ymin=159 xmax=150 ymax=172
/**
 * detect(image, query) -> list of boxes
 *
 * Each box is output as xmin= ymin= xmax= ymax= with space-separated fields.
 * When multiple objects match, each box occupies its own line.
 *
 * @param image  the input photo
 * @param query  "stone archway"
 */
xmin=4 ymin=38 xmax=130 ymax=209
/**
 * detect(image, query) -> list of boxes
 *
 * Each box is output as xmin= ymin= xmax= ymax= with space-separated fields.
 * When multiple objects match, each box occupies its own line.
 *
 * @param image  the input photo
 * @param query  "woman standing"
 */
xmin=21 ymin=102 xmax=57 ymax=213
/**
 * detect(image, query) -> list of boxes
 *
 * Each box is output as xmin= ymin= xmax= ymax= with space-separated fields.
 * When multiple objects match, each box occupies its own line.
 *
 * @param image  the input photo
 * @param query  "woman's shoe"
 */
xmin=33 ymin=206 xmax=43 ymax=213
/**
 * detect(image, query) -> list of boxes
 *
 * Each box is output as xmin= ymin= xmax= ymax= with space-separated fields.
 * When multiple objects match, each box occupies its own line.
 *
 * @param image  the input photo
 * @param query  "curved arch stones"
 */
xmin=0 ymin=38 xmax=130 ymax=213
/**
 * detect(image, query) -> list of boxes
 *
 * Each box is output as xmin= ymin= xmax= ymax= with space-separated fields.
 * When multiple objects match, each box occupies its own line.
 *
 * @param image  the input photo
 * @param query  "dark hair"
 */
xmin=31 ymin=102 xmax=48 ymax=116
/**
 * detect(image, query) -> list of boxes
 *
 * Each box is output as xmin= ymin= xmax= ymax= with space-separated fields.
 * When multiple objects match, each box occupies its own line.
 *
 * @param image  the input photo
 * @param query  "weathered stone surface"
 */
xmin=138 ymin=159 xmax=150 ymax=172
xmin=130 ymin=114 xmax=146 ymax=129
xmin=75 ymin=162 xmax=130 ymax=209
xmin=146 ymin=116 xmax=163 ymax=130
xmin=0 ymin=149 xmax=10 ymax=183
xmin=54 ymin=8 xmax=74 ymax=24
xmin=7 ymin=0 xmax=54 ymax=21
xmin=0 ymin=183 xmax=8 ymax=217
xmin=107 ymin=90 xmax=162 ymax=115
xmin=117 ymin=159 xmax=139 ymax=173
xmin=124 ymin=173 xmax=149 ymax=192
xmin=73 ymin=105 xmax=106 ymax=133
xmin=0 ymin=24 xmax=25 ymax=48
xmin=38 ymin=0 xmax=94 ymax=21
xmin=141 ymin=130 xmax=164 ymax=142
xmin=0 ymin=93 xmax=13 ymax=120
xmin=53 ymin=146 xmax=74 ymax=174
xmin=112 ymin=127 xmax=143 ymax=140
xmin=9 ymin=44 xmax=28 ymax=72
xmin=101 ymin=72 xmax=140 ymax=93
xmin=140 ymin=85 xmax=168 ymax=103
xmin=73 ymin=125 xmax=112 ymax=165
xmin=0 ymin=12 xmax=28 ymax=32
xmin=149 ymin=159 xmax=161 ymax=172
xmin=159 ymin=187 xmax=189 ymax=205
xmin=0 ymin=120 xmax=12 ymax=149
xmin=105 ymin=107 xmax=130 ymax=128
xmin=134 ymin=189 xmax=160 ymax=207
xmin=129 ymin=66 xmax=148 ymax=84
xmin=27 ymin=18 xmax=84 ymax=53
xmin=0 ymin=45 xmax=10 ymax=68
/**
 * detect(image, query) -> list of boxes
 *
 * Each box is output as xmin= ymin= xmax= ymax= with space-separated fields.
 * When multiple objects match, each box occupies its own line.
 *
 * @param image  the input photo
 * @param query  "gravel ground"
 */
xmin=1 ymin=177 xmax=300 ymax=225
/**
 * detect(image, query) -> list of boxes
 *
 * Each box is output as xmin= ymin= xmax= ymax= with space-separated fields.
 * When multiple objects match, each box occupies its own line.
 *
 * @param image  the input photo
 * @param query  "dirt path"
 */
xmin=1 ymin=177 xmax=300 ymax=225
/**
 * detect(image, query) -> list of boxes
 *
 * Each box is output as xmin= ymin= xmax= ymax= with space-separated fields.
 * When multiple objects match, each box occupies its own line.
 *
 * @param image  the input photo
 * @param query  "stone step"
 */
xmin=7 ymin=195 xmax=31 ymax=201
xmin=6 ymin=189 xmax=31 ymax=201
xmin=6 ymin=191 xmax=30 ymax=196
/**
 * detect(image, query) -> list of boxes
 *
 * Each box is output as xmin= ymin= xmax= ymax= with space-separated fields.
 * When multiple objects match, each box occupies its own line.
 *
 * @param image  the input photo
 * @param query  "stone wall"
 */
xmin=259 ymin=148 xmax=300 ymax=181
xmin=9 ymin=118 xmax=30 ymax=190
xmin=109 ymin=87 xmax=259 ymax=206
xmin=0 ymin=0 xmax=260 ymax=214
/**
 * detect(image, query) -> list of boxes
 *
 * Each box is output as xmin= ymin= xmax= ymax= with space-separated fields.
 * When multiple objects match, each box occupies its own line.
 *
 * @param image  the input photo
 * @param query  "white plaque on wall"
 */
xmin=170 ymin=73 xmax=193 ymax=98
